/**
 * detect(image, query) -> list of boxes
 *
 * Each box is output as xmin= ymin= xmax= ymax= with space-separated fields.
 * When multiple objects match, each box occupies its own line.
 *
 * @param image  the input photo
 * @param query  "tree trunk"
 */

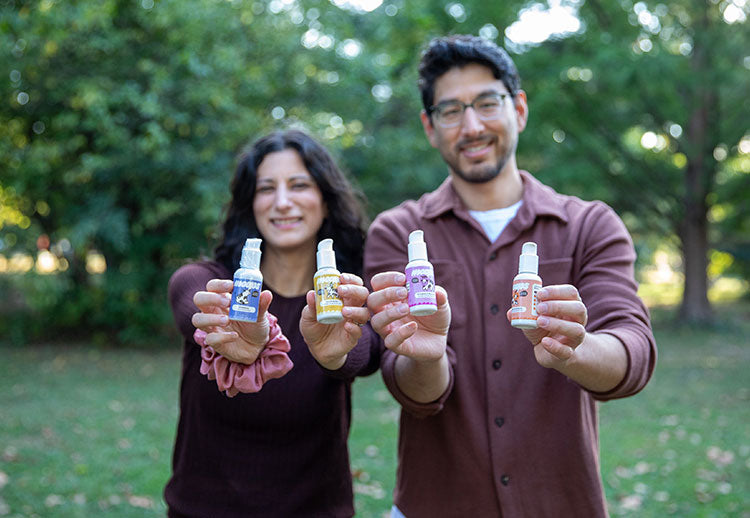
xmin=678 ymin=13 xmax=715 ymax=323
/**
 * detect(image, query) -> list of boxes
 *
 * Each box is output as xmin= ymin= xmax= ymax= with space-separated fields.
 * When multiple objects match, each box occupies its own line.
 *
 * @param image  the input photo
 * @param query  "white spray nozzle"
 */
xmin=240 ymin=238 xmax=262 ymax=269
xmin=518 ymin=241 xmax=539 ymax=274
xmin=408 ymin=230 xmax=428 ymax=262
xmin=316 ymin=238 xmax=337 ymax=269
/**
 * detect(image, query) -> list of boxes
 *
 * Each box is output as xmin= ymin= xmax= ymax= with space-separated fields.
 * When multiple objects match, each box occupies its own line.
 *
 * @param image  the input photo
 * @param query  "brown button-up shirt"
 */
xmin=364 ymin=171 xmax=657 ymax=517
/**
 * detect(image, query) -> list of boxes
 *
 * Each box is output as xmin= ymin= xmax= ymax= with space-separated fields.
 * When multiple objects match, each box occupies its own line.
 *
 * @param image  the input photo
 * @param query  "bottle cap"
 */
xmin=518 ymin=241 xmax=538 ymax=274
xmin=408 ymin=230 xmax=428 ymax=262
xmin=239 ymin=238 xmax=262 ymax=269
xmin=316 ymin=239 xmax=337 ymax=269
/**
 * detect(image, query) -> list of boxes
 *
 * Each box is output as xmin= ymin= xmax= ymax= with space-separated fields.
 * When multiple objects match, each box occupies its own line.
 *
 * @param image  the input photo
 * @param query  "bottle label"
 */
xmin=315 ymin=274 xmax=343 ymax=314
xmin=229 ymin=278 xmax=262 ymax=322
xmin=405 ymin=265 xmax=436 ymax=308
xmin=510 ymin=280 xmax=542 ymax=321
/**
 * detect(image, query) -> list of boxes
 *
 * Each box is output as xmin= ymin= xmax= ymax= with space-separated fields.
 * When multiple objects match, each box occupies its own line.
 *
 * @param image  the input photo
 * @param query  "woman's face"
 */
xmin=253 ymin=149 xmax=326 ymax=254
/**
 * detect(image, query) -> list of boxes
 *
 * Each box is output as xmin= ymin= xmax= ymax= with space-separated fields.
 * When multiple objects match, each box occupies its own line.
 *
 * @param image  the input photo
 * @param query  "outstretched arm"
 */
xmin=191 ymin=278 xmax=273 ymax=365
xmin=368 ymin=271 xmax=451 ymax=403
xmin=300 ymin=273 xmax=372 ymax=370
xmin=507 ymin=284 xmax=628 ymax=393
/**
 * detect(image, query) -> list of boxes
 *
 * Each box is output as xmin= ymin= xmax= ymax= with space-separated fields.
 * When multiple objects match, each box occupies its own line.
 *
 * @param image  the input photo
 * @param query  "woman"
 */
xmin=165 ymin=130 xmax=381 ymax=517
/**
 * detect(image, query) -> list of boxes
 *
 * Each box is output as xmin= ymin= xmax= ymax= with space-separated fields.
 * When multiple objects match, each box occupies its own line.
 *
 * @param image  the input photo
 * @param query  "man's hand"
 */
xmin=367 ymin=271 xmax=450 ymax=361
xmin=508 ymin=284 xmax=587 ymax=369
xmin=508 ymin=283 xmax=628 ymax=392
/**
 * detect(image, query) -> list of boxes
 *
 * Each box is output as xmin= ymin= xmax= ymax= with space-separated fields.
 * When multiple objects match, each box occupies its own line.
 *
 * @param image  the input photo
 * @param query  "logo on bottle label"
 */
xmin=510 ymin=280 xmax=542 ymax=320
xmin=405 ymin=265 xmax=436 ymax=308
xmin=315 ymin=274 xmax=343 ymax=314
xmin=229 ymin=279 xmax=261 ymax=322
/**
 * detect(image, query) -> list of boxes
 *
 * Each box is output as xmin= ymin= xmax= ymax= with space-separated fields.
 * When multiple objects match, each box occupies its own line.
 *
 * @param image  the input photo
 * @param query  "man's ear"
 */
xmin=420 ymin=110 xmax=439 ymax=148
xmin=514 ymin=90 xmax=529 ymax=133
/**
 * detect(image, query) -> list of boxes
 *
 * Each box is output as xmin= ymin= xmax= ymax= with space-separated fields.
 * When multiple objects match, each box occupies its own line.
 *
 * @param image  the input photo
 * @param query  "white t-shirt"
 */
xmin=469 ymin=200 xmax=523 ymax=243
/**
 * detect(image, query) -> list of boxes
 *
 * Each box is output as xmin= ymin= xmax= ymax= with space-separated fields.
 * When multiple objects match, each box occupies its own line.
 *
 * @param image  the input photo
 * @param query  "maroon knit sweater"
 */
xmin=165 ymin=261 xmax=381 ymax=518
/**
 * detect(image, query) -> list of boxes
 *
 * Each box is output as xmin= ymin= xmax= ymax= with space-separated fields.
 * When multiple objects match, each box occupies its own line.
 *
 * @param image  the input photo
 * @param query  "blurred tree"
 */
xmin=514 ymin=0 xmax=749 ymax=322
xmin=1 ymin=0 xmax=746 ymax=341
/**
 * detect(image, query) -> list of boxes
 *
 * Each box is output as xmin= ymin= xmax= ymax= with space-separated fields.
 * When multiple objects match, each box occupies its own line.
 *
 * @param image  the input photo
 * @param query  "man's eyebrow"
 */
xmin=435 ymin=89 xmax=505 ymax=105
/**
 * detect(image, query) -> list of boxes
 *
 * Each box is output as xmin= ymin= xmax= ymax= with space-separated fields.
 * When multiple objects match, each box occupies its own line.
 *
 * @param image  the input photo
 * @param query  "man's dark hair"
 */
xmin=214 ymin=129 xmax=368 ymax=276
xmin=418 ymin=34 xmax=521 ymax=114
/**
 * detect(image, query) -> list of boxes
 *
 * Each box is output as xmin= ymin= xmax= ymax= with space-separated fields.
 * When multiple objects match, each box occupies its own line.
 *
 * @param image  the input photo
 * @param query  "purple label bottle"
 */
xmin=405 ymin=230 xmax=437 ymax=316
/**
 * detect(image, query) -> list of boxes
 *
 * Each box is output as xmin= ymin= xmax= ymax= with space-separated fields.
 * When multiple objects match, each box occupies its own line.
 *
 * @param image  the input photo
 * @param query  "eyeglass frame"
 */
xmin=427 ymin=92 xmax=511 ymax=129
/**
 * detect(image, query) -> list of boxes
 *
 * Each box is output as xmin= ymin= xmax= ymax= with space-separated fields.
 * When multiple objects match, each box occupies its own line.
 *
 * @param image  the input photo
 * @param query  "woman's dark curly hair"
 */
xmin=214 ymin=129 xmax=368 ymax=276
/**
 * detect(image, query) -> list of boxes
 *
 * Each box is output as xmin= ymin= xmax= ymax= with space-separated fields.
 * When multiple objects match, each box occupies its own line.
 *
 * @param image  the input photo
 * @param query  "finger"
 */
xmin=342 ymin=306 xmax=370 ymax=326
xmin=536 ymin=316 xmax=586 ymax=347
xmin=204 ymin=330 xmax=239 ymax=348
xmin=370 ymin=301 xmax=410 ymax=334
xmin=536 ymin=300 xmax=587 ymax=325
xmin=537 ymin=284 xmax=581 ymax=302
xmin=340 ymin=273 xmax=364 ymax=287
xmin=205 ymin=279 xmax=234 ymax=293
xmin=300 ymin=291 xmax=319 ymax=326
xmin=367 ymin=285 xmax=408 ymax=314
xmin=435 ymin=285 xmax=449 ymax=306
xmin=193 ymin=291 xmax=230 ymax=311
xmin=343 ymin=320 xmax=364 ymax=340
xmin=384 ymin=321 xmax=418 ymax=351
xmin=338 ymin=284 xmax=369 ymax=307
xmin=255 ymin=290 xmax=273 ymax=321
xmin=192 ymin=312 xmax=229 ymax=330
xmin=540 ymin=336 xmax=575 ymax=361
xmin=370 ymin=271 xmax=406 ymax=292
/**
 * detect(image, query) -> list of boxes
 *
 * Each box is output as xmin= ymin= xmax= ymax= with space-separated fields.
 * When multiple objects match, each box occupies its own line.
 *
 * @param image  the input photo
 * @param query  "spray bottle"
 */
xmin=228 ymin=238 xmax=263 ymax=323
xmin=405 ymin=230 xmax=437 ymax=316
xmin=510 ymin=241 xmax=542 ymax=329
xmin=314 ymin=238 xmax=344 ymax=324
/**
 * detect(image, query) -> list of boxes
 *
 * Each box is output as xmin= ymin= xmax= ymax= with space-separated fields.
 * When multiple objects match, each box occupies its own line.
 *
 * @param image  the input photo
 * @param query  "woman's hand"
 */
xmin=300 ymin=273 xmax=371 ymax=370
xmin=192 ymin=279 xmax=273 ymax=365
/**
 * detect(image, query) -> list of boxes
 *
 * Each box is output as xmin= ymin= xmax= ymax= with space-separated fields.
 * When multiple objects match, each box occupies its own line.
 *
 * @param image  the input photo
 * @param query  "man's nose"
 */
xmin=460 ymin=106 xmax=485 ymax=136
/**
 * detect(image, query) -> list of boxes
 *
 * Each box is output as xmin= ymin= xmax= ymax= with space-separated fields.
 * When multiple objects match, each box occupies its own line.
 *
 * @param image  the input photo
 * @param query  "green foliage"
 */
xmin=0 ymin=0 xmax=748 ymax=340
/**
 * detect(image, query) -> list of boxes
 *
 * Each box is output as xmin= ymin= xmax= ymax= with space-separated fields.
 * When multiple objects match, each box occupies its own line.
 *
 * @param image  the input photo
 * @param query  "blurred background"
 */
xmin=0 ymin=0 xmax=748 ymax=516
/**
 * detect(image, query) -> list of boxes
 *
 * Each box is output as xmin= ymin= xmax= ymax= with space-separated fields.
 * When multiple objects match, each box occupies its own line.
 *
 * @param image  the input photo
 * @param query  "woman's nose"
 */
xmin=274 ymin=187 xmax=292 ymax=209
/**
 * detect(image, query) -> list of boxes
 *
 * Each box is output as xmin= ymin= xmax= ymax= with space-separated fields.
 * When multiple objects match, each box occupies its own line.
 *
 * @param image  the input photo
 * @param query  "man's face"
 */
xmin=420 ymin=63 xmax=528 ymax=184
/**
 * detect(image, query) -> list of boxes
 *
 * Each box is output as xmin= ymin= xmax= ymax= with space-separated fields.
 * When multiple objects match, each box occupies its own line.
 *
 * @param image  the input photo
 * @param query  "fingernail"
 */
xmin=397 ymin=303 xmax=409 ymax=315
xmin=538 ymin=288 xmax=548 ymax=298
xmin=394 ymin=272 xmax=406 ymax=284
xmin=537 ymin=316 xmax=549 ymax=327
xmin=537 ymin=303 xmax=548 ymax=314
xmin=220 ymin=316 xmax=229 ymax=325
xmin=395 ymin=287 xmax=407 ymax=298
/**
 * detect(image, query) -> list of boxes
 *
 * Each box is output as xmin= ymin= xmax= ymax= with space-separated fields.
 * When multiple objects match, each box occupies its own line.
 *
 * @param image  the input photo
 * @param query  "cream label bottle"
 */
xmin=314 ymin=238 xmax=344 ymax=324
xmin=405 ymin=230 xmax=437 ymax=316
xmin=510 ymin=241 xmax=542 ymax=329
xmin=229 ymin=238 xmax=263 ymax=323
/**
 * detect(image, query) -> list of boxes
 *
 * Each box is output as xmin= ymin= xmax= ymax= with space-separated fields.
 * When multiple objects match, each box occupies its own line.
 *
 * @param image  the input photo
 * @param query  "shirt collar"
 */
xmin=422 ymin=170 xmax=569 ymax=224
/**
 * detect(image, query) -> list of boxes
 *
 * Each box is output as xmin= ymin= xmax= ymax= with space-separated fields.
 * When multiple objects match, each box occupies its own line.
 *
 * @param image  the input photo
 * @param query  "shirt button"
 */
xmin=490 ymin=304 xmax=499 ymax=315
xmin=492 ymin=360 xmax=502 ymax=370
xmin=501 ymin=474 xmax=510 ymax=486
xmin=489 ymin=252 xmax=497 ymax=260
xmin=494 ymin=417 xmax=505 ymax=428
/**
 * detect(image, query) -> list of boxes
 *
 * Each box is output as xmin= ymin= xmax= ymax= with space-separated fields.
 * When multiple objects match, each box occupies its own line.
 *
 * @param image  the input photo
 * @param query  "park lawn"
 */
xmin=0 ymin=302 xmax=748 ymax=517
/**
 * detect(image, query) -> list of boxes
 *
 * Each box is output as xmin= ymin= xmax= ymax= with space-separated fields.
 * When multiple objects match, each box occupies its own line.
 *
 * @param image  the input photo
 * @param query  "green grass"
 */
xmin=1 ymin=303 xmax=748 ymax=517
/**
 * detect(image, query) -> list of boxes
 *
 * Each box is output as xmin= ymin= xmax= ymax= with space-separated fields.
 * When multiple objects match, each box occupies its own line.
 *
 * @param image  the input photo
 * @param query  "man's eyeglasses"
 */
xmin=428 ymin=92 xmax=510 ymax=129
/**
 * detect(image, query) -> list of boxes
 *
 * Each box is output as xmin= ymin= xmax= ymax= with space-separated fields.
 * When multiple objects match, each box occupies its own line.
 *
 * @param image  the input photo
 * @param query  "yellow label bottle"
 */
xmin=314 ymin=239 xmax=344 ymax=324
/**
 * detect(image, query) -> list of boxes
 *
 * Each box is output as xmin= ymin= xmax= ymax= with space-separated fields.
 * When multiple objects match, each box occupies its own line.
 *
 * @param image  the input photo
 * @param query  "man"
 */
xmin=364 ymin=35 xmax=657 ymax=517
